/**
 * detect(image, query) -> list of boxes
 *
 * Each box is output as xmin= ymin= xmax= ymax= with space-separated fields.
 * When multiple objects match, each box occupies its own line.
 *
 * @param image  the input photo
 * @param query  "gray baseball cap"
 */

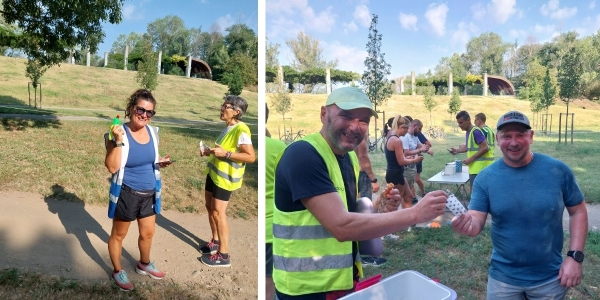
xmin=496 ymin=110 xmax=531 ymax=131
xmin=326 ymin=87 xmax=378 ymax=118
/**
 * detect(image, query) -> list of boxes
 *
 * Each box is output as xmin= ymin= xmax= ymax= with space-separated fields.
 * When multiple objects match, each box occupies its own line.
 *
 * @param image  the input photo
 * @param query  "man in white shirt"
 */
xmin=400 ymin=119 xmax=432 ymax=204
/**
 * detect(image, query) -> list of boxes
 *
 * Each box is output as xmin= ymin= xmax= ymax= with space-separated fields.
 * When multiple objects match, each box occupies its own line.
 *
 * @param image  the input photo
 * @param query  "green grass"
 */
xmin=363 ymin=228 xmax=600 ymax=300
xmin=0 ymin=55 xmax=259 ymax=217
xmin=268 ymin=93 xmax=600 ymax=203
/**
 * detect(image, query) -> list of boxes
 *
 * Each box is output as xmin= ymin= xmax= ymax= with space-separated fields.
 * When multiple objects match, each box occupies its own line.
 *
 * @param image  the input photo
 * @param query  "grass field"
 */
xmin=267 ymin=92 xmax=600 ymax=203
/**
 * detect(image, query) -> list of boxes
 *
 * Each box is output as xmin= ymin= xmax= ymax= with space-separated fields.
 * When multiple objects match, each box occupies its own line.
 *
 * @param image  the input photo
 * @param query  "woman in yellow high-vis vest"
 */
xmin=199 ymin=95 xmax=255 ymax=267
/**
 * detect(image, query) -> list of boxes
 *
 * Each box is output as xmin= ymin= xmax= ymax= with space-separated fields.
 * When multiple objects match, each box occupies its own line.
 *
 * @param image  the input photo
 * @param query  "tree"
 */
xmin=1 ymin=0 xmax=124 ymax=67
xmin=464 ymin=32 xmax=510 ymax=75
xmin=25 ymin=58 xmax=47 ymax=107
xmin=285 ymin=31 xmax=337 ymax=71
xmin=270 ymin=72 xmax=292 ymax=120
xmin=423 ymin=85 xmax=437 ymax=125
xmin=222 ymin=67 xmax=243 ymax=96
xmin=542 ymin=67 xmax=557 ymax=113
xmin=361 ymin=14 xmax=392 ymax=114
xmin=557 ymin=44 xmax=582 ymax=142
xmin=266 ymin=36 xmax=280 ymax=70
xmin=448 ymin=88 xmax=462 ymax=119
xmin=135 ymin=36 xmax=159 ymax=91
xmin=224 ymin=53 xmax=257 ymax=86
xmin=225 ymin=23 xmax=256 ymax=57
xmin=147 ymin=15 xmax=191 ymax=57
xmin=110 ymin=32 xmax=144 ymax=54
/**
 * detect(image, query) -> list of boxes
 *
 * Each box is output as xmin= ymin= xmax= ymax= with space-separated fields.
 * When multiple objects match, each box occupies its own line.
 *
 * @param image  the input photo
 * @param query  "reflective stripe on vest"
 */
xmin=467 ymin=127 xmax=494 ymax=174
xmin=482 ymin=125 xmax=495 ymax=153
xmin=204 ymin=122 xmax=251 ymax=191
xmin=272 ymin=133 xmax=361 ymax=296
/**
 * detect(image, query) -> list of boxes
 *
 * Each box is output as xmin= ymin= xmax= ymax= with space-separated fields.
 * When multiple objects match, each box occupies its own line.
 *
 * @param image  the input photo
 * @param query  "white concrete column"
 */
xmin=157 ymin=51 xmax=162 ymax=74
xmin=86 ymin=51 xmax=90 ymax=67
xmin=103 ymin=52 xmax=108 ymax=67
xmin=186 ymin=55 xmax=192 ymax=77
xmin=448 ymin=73 xmax=453 ymax=95
xmin=400 ymin=77 xmax=405 ymax=94
xmin=484 ymin=72 xmax=488 ymax=96
xmin=326 ymin=68 xmax=331 ymax=95
xmin=124 ymin=45 xmax=129 ymax=70
xmin=277 ymin=65 xmax=284 ymax=86
xmin=411 ymin=71 xmax=416 ymax=96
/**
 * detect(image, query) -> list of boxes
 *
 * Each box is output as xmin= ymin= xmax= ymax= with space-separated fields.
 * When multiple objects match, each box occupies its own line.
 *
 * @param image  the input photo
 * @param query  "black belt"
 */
xmin=122 ymin=184 xmax=155 ymax=197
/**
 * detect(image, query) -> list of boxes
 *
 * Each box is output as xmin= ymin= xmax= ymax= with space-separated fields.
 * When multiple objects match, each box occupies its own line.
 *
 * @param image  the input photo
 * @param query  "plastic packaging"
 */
xmin=455 ymin=160 xmax=462 ymax=173
xmin=108 ymin=115 xmax=120 ymax=141
xmin=356 ymin=197 xmax=383 ymax=257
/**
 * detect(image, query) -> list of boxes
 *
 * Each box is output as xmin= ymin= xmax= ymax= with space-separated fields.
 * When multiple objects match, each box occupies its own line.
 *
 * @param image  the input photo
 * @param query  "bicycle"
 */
xmin=280 ymin=130 xmax=305 ymax=144
xmin=423 ymin=126 xmax=446 ymax=139
xmin=368 ymin=133 xmax=386 ymax=152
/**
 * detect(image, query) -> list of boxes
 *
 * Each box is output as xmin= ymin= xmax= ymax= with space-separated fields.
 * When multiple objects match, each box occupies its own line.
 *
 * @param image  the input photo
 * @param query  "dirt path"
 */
xmin=0 ymin=191 xmax=258 ymax=299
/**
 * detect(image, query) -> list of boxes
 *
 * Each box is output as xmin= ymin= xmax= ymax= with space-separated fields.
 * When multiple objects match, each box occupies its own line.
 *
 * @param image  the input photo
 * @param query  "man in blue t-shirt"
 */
xmin=451 ymin=110 xmax=588 ymax=299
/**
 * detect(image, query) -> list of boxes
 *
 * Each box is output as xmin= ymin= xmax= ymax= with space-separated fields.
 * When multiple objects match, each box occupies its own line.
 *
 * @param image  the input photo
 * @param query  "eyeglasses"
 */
xmin=135 ymin=106 xmax=156 ymax=118
xmin=221 ymin=104 xmax=235 ymax=110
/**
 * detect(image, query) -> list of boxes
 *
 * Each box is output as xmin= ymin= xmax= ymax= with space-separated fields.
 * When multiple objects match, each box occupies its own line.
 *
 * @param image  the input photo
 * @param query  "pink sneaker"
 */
xmin=135 ymin=261 xmax=165 ymax=280
xmin=112 ymin=270 xmax=134 ymax=291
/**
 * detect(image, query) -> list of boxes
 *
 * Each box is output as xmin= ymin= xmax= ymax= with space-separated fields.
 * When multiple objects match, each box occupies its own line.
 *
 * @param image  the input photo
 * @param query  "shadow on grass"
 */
xmin=44 ymin=184 xmax=137 ymax=277
xmin=1 ymin=116 xmax=62 ymax=131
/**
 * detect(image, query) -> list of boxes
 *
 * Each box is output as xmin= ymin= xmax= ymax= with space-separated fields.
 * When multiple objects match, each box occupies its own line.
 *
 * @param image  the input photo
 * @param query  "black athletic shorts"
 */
xmin=385 ymin=169 xmax=405 ymax=186
xmin=416 ymin=161 xmax=423 ymax=173
xmin=116 ymin=184 xmax=156 ymax=221
xmin=205 ymin=175 xmax=233 ymax=201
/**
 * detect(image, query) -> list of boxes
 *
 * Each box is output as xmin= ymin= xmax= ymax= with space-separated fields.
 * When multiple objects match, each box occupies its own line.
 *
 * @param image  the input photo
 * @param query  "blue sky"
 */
xmin=266 ymin=0 xmax=600 ymax=80
xmin=97 ymin=0 xmax=258 ymax=55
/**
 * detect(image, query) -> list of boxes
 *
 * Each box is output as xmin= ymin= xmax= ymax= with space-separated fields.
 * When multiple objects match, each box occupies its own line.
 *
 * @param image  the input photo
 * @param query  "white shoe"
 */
xmin=383 ymin=234 xmax=399 ymax=240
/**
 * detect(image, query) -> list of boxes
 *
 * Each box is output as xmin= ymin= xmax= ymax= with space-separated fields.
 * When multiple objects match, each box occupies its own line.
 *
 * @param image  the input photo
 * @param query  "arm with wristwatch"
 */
xmin=559 ymin=201 xmax=588 ymax=288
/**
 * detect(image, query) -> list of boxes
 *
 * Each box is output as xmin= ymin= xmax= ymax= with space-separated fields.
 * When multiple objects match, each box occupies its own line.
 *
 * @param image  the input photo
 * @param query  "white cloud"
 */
xmin=343 ymin=21 xmax=358 ymax=34
xmin=122 ymin=4 xmax=143 ymax=21
xmin=509 ymin=29 xmax=527 ymax=39
xmin=451 ymin=22 xmax=478 ymax=47
xmin=398 ymin=13 xmax=418 ymax=31
xmin=268 ymin=16 xmax=302 ymax=39
xmin=216 ymin=14 xmax=235 ymax=33
xmin=488 ymin=0 xmax=517 ymax=24
xmin=323 ymin=41 xmax=367 ymax=74
xmin=540 ymin=0 xmax=577 ymax=19
xmin=302 ymin=5 xmax=336 ymax=33
xmin=591 ymin=1 xmax=596 ymax=9
xmin=267 ymin=0 xmax=308 ymax=15
xmin=471 ymin=3 xmax=486 ymax=20
xmin=425 ymin=3 xmax=449 ymax=36
xmin=533 ymin=23 xmax=557 ymax=34
xmin=354 ymin=5 xmax=372 ymax=28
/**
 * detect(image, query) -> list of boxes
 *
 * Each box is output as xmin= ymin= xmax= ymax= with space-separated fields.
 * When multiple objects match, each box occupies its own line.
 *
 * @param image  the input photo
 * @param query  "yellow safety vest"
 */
xmin=467 ymin=126 xmax=494 ymax=174
xmin=205 ymin=122 xmax=251 ymax=191
xmin=481 ymin=125 xmax=495 ymax=154
xmin=272 ymin=133 xmax=362 ymax=296
xmin=265 ymin=137 xmax=287 ymax=243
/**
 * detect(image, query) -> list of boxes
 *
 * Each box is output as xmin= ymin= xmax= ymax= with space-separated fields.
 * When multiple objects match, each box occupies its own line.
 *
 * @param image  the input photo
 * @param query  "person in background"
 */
xmin=449 ymin=111 xmax=492 ymax=193
xmin=199 ymin=95 xmax=256 ymax=267
xmin=355 ymin=130 xmax=386 ymax=266
xmin=273 ymin=87 xmax=447 ymax=299
xmin=474 ymin=112 xmax=495 ymax=155
xmin=402 ymin=116 xmax=432 ymax=199
xmin=400 ymin=119 xmax=432 ymax=205
xmin=451 ymin=110 xmax=588 ymax=299
xmin=264 ymin=104 xmax=287 ymax=300
xmin=104 ymin=89 xmax=172 ymax=291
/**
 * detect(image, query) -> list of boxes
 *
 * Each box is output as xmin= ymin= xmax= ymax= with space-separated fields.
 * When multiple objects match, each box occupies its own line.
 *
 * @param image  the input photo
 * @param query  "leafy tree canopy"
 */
xmin=1 ymin=0 xmax=123 ymax=66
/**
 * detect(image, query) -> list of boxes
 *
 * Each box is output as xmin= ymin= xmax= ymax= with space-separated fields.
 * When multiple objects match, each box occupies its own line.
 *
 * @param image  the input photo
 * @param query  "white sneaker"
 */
xmin=383 ymin=234 xmax=399 ymax=240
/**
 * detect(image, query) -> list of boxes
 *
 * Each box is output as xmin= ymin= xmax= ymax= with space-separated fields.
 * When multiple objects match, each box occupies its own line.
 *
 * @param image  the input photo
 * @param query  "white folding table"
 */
xmin=427 ymin=166 xmax=470 ymax=206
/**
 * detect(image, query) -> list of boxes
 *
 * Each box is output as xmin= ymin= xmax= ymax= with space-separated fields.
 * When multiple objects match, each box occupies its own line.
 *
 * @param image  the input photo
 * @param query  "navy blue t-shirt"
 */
xmin=274 ymin=140 xmax=358 ymax=300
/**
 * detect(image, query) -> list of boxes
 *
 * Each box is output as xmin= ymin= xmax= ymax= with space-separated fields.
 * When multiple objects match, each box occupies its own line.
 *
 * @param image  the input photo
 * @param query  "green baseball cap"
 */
xmin=325 ymin=87 xmax=378 ymax=118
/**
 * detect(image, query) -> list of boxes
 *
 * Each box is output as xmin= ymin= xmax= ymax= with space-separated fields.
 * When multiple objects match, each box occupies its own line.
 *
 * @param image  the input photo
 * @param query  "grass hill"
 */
xmin=0 ymin=55 xmax=258 ymax=217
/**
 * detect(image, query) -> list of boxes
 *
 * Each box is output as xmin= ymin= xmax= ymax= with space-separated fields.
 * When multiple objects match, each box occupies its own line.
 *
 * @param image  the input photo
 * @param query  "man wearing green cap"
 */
xmin=272 ymin=87 xmax=449 ymax=299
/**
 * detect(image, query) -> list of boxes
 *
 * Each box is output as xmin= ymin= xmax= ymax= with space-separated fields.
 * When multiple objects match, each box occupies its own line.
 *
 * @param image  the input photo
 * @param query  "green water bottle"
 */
xmin=108 ymin=115 xmax=120 ymax=141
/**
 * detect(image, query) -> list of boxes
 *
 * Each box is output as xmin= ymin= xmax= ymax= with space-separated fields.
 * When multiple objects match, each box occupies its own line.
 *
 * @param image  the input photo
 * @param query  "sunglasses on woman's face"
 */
xmin=135 ymin=106 xmax=156 ymax=118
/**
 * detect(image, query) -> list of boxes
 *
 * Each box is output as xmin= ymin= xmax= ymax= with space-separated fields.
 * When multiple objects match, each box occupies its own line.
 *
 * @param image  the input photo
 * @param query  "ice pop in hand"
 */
xmin=108 ymin=115 xmax=120 ymax=141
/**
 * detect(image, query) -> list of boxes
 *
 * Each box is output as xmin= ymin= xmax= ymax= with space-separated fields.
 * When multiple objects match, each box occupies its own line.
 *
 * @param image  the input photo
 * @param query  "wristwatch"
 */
xmin=113 ymin=141 xmax=124 ymax=147
xmin=370 ymin=178 xmax=378 ymax=183
xmin=567 ymin=250 xmax=584 ymax=263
